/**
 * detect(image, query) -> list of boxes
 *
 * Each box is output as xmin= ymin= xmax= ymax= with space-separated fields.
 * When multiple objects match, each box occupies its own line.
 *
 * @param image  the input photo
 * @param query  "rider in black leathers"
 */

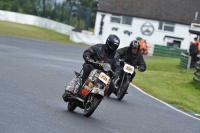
xmin=82 ymin=34 xmax=121 ymax=90
xmin=117 ymin=40 xmax=146 ymax=81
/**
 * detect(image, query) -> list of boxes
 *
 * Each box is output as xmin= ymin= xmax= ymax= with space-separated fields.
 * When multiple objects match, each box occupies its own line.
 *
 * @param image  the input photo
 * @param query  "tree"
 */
xmin=65 ymin=0 xmax=98 ymax=29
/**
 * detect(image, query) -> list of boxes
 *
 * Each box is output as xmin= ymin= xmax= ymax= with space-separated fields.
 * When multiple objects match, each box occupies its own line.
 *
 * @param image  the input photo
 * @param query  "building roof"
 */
xmin=98 ymin=0 xmax=200 ymax=25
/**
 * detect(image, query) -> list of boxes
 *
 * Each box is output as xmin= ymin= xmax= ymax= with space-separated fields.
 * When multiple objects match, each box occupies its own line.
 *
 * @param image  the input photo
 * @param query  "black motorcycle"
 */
xmin=107 ymin=60 xmax=137 ymax=101
xmin=62 ymin=61 xmax=113 ymax=117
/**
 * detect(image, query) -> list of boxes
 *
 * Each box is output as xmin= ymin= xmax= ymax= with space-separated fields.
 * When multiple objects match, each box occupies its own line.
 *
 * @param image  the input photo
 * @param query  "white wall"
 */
xmin=0 ymin=10 xmax=74 ymax=35
xmin=70 ymin=31 xmax=105 ymax=45
xmin=94 ymin=12 xmax=191 ymax=50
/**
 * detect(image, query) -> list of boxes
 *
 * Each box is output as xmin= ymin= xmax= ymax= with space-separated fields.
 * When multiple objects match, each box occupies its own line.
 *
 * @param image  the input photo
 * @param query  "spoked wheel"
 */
xmin=84 ymin=94 xmax=99 ymax=117
xmin=67 ymin=101 xmax=77 ymax=111
xmin=117 ymin=77 xmax=130 ymax=101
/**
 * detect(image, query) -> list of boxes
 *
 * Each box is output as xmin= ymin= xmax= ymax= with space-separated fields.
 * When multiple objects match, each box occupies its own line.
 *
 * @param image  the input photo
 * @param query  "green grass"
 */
xmin=133 ymin=57 xmax=200 ymax=114
xmin=1 ymin=20 xmax=200 ymax=114
xmin=0 ymin=20 xmax=88 ymax=47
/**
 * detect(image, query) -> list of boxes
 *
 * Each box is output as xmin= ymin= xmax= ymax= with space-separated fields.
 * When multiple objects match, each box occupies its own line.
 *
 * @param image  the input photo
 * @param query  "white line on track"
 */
xmin=130 ymin=83 xmax=200 ymax=121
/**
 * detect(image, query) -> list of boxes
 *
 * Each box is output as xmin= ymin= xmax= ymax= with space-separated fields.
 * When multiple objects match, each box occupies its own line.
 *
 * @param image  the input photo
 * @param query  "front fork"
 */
xmin=117 ymin=73 xmax=131 ymax=92
xmin=84 ymin=93 xmax=103 ymax=107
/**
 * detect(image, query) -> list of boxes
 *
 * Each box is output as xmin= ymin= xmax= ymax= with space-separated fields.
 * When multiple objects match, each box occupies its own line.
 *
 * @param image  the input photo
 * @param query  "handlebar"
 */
xmin=87 ymin=60 xmax=114 ymax=74
xmin=120 ymin=59 xmax=139 ymax=69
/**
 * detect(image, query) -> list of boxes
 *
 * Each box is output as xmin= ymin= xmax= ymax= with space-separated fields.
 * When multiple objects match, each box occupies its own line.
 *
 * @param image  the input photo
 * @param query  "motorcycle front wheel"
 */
xmin=68 ymin=101 xmax=77 ymax=111
xmin=84 ymin=94 xmax=99 ymax=117
xmin=117 ymin=76 xmax=130 ymax=101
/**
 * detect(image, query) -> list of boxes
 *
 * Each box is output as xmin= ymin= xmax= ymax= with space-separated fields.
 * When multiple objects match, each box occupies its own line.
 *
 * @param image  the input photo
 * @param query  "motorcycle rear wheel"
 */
xmin=84 ymin=95 xmax=99 ymax=117
xmin=68 ymin=101 xmax=77 ymax=111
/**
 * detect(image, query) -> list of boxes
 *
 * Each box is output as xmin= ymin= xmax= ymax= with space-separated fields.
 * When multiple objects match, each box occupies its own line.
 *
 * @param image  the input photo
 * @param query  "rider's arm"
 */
xmin=113 ymin=52 xmax=121 ymax=78
xmin=137 ymin=53 xmax=146 ymax=72
xmin=83 ymin=44 xmax=101 ymax=61
xmin=117 ymin=47 xmax=127 ymax=58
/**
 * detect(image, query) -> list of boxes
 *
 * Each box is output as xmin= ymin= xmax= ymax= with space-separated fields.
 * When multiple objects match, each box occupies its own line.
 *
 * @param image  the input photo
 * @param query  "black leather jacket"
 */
xmin=83 ymin=44 xmax=121 ymax=76
xmin=189 ymin=43 xmax=199 ymax=55
xmin=117 ymin=46 xmax=146 ymax=72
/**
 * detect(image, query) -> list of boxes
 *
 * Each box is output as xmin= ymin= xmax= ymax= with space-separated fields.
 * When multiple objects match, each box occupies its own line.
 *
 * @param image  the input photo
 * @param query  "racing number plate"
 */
xmin=98 ymin=72 xmax=110 ymax=84
xmin=123 ymin=64 xmax=134 ymax=74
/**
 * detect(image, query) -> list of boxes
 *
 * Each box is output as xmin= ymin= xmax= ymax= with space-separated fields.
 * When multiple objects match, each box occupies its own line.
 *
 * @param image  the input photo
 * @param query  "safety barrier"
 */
xmin=193 ymin=55 xmax=200 ymax=82
xmin=180 ymin=53 xmax=191 ymax=70
xmin=153 ymin=45 xmax=187 ymax=58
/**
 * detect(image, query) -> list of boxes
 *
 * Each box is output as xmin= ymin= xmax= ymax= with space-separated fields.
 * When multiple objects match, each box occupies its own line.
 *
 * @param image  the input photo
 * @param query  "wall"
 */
xmin=0 ymin=10 xmax=74 ymax=35
xmin=94 ymin=12 xmax=191 ymax=51
xmin=70 ymin=31 xmax=105 ymax=45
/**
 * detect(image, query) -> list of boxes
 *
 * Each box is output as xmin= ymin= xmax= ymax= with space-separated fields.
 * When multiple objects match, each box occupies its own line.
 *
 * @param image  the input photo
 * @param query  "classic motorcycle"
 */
xmin=107 ymin=60 xmax=137 ymax=101
xmin=62 ymin=61 xmax=113 ymax=117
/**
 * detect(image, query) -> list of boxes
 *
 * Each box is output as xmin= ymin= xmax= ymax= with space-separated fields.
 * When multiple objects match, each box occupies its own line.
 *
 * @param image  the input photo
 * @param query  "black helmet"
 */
xmin=129 ymin=40 xmax=140 ymax=55
xmin=105 ymin=34 xmax=120 ymax=52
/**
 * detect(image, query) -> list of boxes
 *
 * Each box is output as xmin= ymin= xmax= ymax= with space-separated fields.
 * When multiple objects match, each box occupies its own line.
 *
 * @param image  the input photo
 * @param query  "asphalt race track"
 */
xmin=0 ymin=35 xmax=199 ymax=133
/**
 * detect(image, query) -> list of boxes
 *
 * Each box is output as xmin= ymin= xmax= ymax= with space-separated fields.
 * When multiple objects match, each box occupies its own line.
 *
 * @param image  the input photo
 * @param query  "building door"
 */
xmin=165 ymin=36 xmax=183 ymax=48
xmin=173 ymin=40 xmax=181 ymax=48
xmin=167 ymin=40 xmax=181 ymax=48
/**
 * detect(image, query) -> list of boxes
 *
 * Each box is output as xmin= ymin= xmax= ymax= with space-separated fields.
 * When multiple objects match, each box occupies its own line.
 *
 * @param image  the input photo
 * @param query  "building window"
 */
xmin=159 ymin=21 xmax=175 ymax=32
xmin=110 ymin=16 xmax=121 ymax=23
xmin=111 ymin=15 xmax=132 ymax=25
xmin=122 ymin=16 xmax=132 ymax=25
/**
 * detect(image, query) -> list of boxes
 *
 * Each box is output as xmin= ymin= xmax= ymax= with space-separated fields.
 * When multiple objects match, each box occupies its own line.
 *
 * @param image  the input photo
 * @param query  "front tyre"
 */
xmin=117 ymin=75 xmax=130 ymax=101
xmin=84 ymin=95 xmax=99 ymax=117
xmin=68 ymin=101 xmax=77 ymax=111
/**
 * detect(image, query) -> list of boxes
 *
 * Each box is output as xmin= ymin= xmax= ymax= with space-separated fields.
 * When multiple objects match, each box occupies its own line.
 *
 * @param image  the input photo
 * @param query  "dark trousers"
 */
xmin=82 ymin=63 xmax=94 ymax=84
xmin=190 ymin=53 xmax=198 ymax=66
xmin=131 ymin=71 xmax=136 ymax=81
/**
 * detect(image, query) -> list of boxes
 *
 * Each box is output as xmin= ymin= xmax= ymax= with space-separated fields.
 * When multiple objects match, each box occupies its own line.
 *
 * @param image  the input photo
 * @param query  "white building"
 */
xmin=94 ymin=0 xmax=200 ymax=50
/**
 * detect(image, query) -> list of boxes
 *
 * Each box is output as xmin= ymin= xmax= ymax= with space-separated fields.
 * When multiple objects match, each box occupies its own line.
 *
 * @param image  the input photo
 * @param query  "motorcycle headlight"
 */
xmin=103 ymin=63 xmax=111 ymax=72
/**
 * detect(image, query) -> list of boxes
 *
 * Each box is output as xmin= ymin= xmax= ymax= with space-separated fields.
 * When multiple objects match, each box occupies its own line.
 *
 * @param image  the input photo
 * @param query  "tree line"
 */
xmin=0 ymin=0 xmax=98 ymax=30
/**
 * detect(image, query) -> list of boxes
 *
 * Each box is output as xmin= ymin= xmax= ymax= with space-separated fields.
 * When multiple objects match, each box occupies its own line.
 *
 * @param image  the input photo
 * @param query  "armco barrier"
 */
xmin=180 ymin=53 xmax=191 ymax=70
xmin=153 ymin=45 xmax=187 ymax=58
xmin=194 ymin=55 xmax=200 ymax=82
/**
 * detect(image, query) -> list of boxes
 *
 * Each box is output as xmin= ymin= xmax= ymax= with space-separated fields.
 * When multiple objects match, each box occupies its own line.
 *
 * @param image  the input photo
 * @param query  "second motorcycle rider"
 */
xmin=117 ymin=40 xmax=146 ymax=83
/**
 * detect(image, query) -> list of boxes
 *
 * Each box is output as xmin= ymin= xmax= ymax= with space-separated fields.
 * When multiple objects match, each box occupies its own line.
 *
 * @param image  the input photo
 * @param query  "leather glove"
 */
xmin=138 ymin=66 xmax=145 ymax=72
xmin=119 ymin=59 xmax=125 ymax=66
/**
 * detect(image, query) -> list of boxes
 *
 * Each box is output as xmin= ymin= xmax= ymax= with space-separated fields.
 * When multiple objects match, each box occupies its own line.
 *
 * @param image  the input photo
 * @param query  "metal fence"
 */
xmin=194 ymin=55 xmax=200 ymax=82
xmin=0 ymin=0 xmax=97 ymax=30
xmin=180 ymin=53 xmax=191 ymax=70
xmin=153 ymin=45 xmax=187 ymax=58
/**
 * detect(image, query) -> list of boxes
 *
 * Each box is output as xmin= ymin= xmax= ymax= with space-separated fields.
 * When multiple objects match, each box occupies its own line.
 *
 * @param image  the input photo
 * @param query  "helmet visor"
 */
xmin=108 ymin=42 xmax=119 ymax=50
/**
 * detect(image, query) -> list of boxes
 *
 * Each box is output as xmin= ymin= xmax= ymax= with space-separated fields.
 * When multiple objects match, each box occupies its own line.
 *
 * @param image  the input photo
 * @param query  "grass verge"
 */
xmin=0 ymin=20 xmax=88 ymax=47
xmin=133 ymin=56 xmax=200 ymax=114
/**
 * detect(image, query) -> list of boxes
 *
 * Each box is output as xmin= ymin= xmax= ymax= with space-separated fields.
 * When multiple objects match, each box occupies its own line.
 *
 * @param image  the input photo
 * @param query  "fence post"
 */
xmin=194 ymin=55 xmax=200 ymax=82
